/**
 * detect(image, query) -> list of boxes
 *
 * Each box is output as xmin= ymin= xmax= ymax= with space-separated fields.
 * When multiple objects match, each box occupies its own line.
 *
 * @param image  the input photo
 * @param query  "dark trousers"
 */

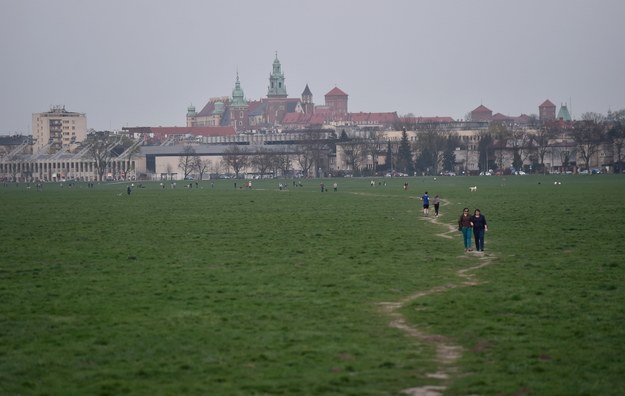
xmin=474 ymin=228 xmax=485 ymax=251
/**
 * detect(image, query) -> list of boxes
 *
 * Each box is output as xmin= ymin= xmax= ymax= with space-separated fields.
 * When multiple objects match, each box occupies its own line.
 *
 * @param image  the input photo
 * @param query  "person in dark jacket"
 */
xmin=470 ymin=209 xmax=488 ymax=252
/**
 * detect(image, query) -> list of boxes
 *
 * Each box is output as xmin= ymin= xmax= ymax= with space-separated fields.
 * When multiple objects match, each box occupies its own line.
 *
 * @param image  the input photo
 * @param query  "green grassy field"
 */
xmin=1 ymin=175 xmax=624 ymax=395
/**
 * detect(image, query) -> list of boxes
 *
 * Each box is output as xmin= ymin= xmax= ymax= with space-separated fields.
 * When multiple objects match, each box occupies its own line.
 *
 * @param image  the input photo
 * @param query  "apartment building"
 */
xmin=32 ymin=105 xmax=87 ymax=153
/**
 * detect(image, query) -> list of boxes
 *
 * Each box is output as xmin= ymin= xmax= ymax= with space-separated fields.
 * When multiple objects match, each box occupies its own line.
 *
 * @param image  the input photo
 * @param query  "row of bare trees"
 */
xmin=481 ymin=111 xmax=625 ymax=174
xmin=219 ymin=130 xmax=336 ymax=178
xmin=384 ymin=109 xmax=625 ymax=175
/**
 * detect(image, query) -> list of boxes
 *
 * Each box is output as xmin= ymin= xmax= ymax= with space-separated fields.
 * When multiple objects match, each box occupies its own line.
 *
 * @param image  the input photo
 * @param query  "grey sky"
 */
xmin=1 ymin=0 xmax=624 ymax=133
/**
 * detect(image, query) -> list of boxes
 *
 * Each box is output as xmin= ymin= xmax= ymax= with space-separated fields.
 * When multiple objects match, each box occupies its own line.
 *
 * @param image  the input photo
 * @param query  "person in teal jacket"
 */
xmin=458 ymin=207 xmax=473 ymax=252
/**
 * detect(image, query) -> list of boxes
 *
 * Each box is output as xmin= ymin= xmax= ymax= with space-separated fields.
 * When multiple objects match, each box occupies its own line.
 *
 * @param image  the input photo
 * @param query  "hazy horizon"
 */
xmin=2 ymin=0 xmax=624 ymax=134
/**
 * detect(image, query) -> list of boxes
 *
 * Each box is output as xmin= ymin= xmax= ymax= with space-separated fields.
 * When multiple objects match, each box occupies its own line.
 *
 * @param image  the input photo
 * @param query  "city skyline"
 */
xmin=1 ymin=0 xmax=624 ymax=134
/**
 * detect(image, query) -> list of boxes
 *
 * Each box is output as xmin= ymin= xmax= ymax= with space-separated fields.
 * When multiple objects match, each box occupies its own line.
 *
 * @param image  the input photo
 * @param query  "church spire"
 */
xmin=267 ymin=52 xmax=287 ymax=97
xmin=231 ymin=71 xmax=247 ymax=107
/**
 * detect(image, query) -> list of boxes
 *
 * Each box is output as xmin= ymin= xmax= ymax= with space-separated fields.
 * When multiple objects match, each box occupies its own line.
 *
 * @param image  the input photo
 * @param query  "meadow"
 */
xmin=1 ymin=174 xmax=624 ymax=395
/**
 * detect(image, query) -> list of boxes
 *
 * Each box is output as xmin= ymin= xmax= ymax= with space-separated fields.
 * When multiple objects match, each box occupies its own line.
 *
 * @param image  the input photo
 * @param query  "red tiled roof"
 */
xmin=281 ymin=113 xmax=304 ymax=123
xmin=247 ymin=100 xmax=263 ymax=111
xmin=492 ymin=113 xmax=514 ymax=121
xmin=281 ymin=113 xmax=325 ymax=125
xmin=539 ymin=99 xmax=556 ymax=108
xmin=472 ymin=104 xmax=492 ymax=113
xmin=196 ymin=102 xmax=215 ymax=117
xmin=325 ymin=87 xmax=348 ymax=97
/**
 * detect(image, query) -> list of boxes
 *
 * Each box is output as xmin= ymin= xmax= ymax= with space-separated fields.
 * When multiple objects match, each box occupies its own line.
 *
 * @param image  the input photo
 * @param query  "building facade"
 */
xmin=539 ymin=99 xmax=557 ymax=122
xmin=32 ymin=105 xmax=87 ymax=153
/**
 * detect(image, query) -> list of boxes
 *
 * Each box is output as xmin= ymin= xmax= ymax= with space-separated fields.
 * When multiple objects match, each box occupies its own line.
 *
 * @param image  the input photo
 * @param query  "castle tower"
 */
xmin=230 ymin=72 xmax=249 ymax=131
xmin=265 ymin=52 xmax=289 ymax=125
xmin=186 ymin=104 xmax=197 ymax=127
xmin=324 ymin=86 xmax=349 ymax=120
xmin=539 ymin=99 xmax=556 ymax=123
xmin=301 ymin=84 xmax=314 ymax=114
xmin=267 ymin=52 xmax=287 ymax=98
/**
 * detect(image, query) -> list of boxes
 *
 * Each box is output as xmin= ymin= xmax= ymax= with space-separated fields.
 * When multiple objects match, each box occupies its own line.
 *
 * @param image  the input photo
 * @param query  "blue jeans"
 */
xmin=462 ymin=227 xmax=472 ymax=249
xmin=474 ymin=228 xmax=485 ymax=251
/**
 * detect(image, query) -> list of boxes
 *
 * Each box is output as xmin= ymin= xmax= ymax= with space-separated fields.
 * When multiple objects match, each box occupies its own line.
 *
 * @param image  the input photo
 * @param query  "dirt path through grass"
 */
xmin=378 ymin=198 xmax=496 ymax=396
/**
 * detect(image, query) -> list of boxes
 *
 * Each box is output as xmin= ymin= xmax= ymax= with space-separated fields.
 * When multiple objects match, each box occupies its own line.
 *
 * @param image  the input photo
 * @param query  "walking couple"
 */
xmin=458 ymin=208 xmax=488 ymax=252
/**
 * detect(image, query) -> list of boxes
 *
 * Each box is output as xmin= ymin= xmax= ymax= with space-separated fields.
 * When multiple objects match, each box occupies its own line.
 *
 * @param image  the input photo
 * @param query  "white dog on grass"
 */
xmin=469 ymin=186 xmax=477 ymax=192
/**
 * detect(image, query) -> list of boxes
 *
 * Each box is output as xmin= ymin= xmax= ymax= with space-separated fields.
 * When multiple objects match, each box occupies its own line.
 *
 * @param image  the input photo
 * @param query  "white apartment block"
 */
xmin=32 ymin=105 xmax=87 ymax=153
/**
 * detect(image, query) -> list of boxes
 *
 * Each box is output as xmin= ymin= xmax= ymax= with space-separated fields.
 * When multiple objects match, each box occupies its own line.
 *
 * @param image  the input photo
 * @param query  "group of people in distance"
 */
xmin=419 ymin=191 xmax=440 ymax=217
xmin=458 ymin=208 xmax=488 ymax=252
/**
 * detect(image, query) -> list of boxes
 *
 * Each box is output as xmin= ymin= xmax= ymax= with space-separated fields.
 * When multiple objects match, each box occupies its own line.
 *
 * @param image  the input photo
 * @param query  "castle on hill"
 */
xmin=185 ymin=53 xmax=398 ymax=132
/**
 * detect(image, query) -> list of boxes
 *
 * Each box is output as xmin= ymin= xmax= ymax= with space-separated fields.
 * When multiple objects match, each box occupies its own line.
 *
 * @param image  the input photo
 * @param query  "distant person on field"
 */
xmin=458 ymin=207 xmax=473 ymax=252
xmin=433 ymin=194 xmax=440 ymax=217
xmin=470 ymin=209 xmax=488 ymax=252
xmin=420 ymin=191 xmax=430 ymax=216
xmin=127 ymin=185 xmax=131 ymax=195
xmin=333 ymin=182 xmax=337 ymax=192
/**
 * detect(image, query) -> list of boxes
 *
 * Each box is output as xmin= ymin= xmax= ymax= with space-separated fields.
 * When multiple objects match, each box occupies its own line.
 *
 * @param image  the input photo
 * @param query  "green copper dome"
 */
xmin=231 ymin=72 xmax=248 ymax=107
xmin=557 ymin=103 xmax=572 ymax=121
xmin=186 ymin=104 xmax=196 ymax=117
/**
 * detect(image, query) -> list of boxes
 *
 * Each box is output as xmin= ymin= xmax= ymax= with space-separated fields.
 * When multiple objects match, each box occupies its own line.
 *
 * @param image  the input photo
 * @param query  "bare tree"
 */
xmin=222 ymin=145 xmax=249 ymax=178
xmin=509 ymin=126 xmax=533 ymax=171
xmin=340 ymin=138 xmax=364 ymax=174
xmin=608 ymin=109 xmax=625 ymax=172
xmin=609 ymin=121 xmax=625 ymax=173
xmin=487 ymin=122 xmax=511 ymax=171
xmin=250 ymin=147 xmax=275 ymax=178
xmin=178 ymin=145 xmax=197 ymax=179
xmin=571 ymin=113 xmax=607 ymax=173
xmin=193 ymin=157 xmax=211 ymax=181
xmin=275 ymin=149 xmax=293 ymax=178
xmin=534 ymin=121 xmax=559 ymax=174
xmin=362 ymin=130 xmax=383 ymax=174
xmin=295 ymin=148 xmax=314 ymax=177
xmin=296 ymin=130 xmax=329 ymax=177
xmin=85 ymin=131 xmax=117 ymax=181
xmin=415 ymin=123 xmax=447 ymax=175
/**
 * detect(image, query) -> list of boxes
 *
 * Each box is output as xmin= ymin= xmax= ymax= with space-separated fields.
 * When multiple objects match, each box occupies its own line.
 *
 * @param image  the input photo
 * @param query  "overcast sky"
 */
xmin=1 ymin=0 xmax=624 ymax=133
